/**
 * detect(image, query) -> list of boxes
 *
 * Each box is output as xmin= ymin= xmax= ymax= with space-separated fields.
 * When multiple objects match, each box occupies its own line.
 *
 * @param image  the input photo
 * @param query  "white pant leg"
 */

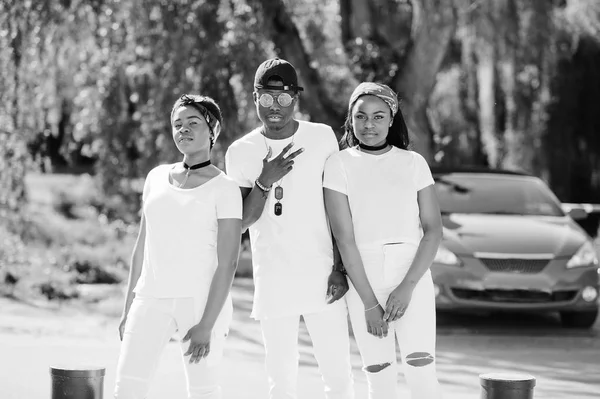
xmin=346 ymin=286 xmax=399 ymax=399
xmin=174 ymin=298 xmax=230 ymax=399
xmin=395 ymin=272 xmax=442 ymax=399
xmin=114 ymin=297 xmax=177 ymax=399
xmin=260 ymin=315 xmax=301 ymax=399
xmin=302 ymin=301 xmax=355 ymax=399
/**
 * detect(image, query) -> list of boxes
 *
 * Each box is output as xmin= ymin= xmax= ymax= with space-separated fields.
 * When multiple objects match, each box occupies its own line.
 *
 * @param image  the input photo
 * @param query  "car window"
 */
xmin=434 ymin=174 xmax=565 ymax=216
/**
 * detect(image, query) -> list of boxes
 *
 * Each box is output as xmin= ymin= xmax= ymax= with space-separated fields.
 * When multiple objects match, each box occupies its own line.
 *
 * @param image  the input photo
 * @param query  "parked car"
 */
xmin=431 ymin=167 xmax=599 ymax=328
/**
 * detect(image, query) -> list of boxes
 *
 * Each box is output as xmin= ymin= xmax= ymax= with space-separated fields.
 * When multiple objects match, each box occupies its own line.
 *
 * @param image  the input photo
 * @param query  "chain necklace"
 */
xmin=178 ymin=160 xmax=211 ymax=188
xmin=261 ymin=128 xmax=296 ymax=216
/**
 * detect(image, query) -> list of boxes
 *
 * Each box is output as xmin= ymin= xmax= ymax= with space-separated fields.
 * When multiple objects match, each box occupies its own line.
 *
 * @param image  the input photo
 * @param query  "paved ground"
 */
xmin=1 ymin=278 xmax=599 ymax=398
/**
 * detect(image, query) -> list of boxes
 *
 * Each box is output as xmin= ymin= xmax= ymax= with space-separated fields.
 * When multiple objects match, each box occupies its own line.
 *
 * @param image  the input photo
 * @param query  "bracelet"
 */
xmin=255 ymin=179 xmax=272 ymax=192
xmin=364 ymin=303 xmax=379 ymax=312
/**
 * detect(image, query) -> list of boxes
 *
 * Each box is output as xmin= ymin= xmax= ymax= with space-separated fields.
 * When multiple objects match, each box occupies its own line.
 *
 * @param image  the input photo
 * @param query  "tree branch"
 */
xmin=246 ymin=0 xmax=346 ymax=133
xmin=395 ymin=0 xmax=459 ymax=159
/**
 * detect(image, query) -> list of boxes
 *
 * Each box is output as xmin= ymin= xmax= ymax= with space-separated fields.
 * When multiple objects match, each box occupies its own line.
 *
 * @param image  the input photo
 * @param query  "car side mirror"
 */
xmin=568 ymin=208 xmax=588 ymax=220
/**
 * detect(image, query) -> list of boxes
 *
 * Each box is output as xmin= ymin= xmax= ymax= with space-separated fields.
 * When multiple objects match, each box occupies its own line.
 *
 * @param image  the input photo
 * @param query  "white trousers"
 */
xmin=114 ymin=296 xmax=231 ymax=399
xmin=347 ymin=243 xmax=442 ymax=399
xmin=260 ymin=300 xmax=354 ymax=399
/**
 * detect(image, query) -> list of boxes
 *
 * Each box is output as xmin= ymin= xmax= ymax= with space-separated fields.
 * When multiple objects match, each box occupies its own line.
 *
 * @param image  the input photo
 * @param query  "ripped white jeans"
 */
xmin=114 ymin=296 xmax=232 ymax=399
xmin=346 ymin=242 xmax=442 ymax=399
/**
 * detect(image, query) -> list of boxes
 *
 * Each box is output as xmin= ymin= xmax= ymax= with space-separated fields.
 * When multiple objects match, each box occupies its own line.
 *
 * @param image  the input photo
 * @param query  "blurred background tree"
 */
xmin=2 ymin=0 xmax=600 ymax=224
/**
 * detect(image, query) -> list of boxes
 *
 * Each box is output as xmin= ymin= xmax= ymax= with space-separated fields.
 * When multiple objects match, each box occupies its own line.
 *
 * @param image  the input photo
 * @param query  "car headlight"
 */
xmin=434 ymin=244 xmax=461 ymax=266
xmin=566 ymin=241 xmax=599 ymax=268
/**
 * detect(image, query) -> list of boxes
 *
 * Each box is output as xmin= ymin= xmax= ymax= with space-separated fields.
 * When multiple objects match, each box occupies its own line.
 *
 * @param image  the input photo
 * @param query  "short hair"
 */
xmin=171 ymin=94 xmax=223 ymax=148
xmin=170 ymin=94 xmax=222 ymax=127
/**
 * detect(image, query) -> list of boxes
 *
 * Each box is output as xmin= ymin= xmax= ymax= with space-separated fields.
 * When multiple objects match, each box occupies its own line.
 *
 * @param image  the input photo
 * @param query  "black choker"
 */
xmin=358 ymin=142 xmax=389 ymax=151
xmin=183 ymin=160 xmax=211 ymax=170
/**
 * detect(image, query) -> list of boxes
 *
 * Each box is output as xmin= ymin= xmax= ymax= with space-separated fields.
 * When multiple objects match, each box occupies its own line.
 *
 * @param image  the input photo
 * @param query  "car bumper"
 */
xmin=431 ymin=260 xmax=599 ymax=312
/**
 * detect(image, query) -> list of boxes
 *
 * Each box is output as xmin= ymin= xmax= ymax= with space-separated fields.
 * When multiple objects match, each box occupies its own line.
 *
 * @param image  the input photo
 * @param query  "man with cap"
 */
xmin=225 ymin=58 xmax=354 ymax=399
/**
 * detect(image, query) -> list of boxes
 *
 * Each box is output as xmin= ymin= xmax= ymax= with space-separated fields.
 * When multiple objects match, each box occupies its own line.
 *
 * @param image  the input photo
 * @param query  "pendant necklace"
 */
xmin=262 ymin=129 xmax=295 ymax=216
xmin=178 ymin=160 xmax=211 ymax=188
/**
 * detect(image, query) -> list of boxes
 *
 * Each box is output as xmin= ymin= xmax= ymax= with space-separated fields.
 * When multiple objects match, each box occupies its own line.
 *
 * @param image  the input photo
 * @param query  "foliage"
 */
xmin=1 ymin=174 xmax=133 ymax=301
xmin=1 ymin=0 xmax=600 ymax=216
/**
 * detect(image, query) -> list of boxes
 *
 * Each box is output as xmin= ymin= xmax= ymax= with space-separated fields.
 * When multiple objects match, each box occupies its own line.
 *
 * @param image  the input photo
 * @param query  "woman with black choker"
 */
xmin=324 ymin=82 xmax=443 ymax=398
xmin=114 ymin=94 xmax=242 ymax=399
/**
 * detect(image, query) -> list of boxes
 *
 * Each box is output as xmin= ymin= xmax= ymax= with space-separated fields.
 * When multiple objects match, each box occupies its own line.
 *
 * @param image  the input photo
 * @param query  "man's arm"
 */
xmin=327 ymin=234 xmax=349 ymax=303
xmin=332 ymin=236 xmax=345 ymax=273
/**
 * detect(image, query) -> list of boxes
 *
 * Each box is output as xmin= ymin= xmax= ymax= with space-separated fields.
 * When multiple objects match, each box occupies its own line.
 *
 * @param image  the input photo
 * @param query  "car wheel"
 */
xmin=559 ymin=309 xmax=598 ymax=329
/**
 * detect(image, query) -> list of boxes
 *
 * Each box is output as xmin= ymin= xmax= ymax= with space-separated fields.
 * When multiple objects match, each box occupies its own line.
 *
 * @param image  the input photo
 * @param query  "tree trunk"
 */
xmin=2 ymin=3 xmax=28 ymax=210
xmin=252 ymin=0 xmax=458 ymax=155
xmin=395 ymin=0 xmax=459 ymax=160
xmin=497 ymin=0 xmax=519 ymax=170
xmin=476 ymin=43 xmax=499 ymax=167
xmin=459 ymin=21 xmax=485 ymax=165
xmin=8 ymin=13 xmax=22 ymax=131
xmin=340 ymin=0 xmax=458 ymax=159
xmin=247 ymin=0 xmax=345 ymax=132
xmin=340 ymin=0 xmax=412 ymax=56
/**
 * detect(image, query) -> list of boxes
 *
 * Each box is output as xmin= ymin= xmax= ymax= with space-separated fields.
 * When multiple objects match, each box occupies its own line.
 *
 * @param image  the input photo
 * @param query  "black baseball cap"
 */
xmin=254 ymin=58 xmax=304 ymax=92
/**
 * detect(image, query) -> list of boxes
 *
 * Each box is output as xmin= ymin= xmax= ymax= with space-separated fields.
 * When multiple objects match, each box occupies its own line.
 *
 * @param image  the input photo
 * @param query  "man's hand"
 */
xmin=258 ymin=143 xmax=304 ymax=187
xmin=183 ymin=322 xmax=212 ymax=364
xmin=326 ymin=269 xmax=349 ymax=304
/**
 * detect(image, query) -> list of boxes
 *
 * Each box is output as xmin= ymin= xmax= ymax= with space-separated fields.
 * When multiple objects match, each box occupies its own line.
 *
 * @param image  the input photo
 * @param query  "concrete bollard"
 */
xmin=50 ymin=366 xmax=106 ymax=399
xmin=479 ymin=373 xmax=536 ymax=399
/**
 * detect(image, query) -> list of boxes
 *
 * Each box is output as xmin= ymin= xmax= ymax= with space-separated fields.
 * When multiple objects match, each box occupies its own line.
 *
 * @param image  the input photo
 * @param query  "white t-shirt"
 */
xmin=134 ymin=164 xmax=242 ymax=303
xmin=225 ymin=120 xmax=339 ymax=319
xmin=323 ymin=147 xmax=434 ymax=247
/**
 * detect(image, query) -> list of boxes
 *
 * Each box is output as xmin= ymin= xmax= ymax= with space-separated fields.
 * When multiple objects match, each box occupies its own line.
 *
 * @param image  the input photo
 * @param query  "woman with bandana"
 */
xmin=114 ymin=94 xmax=242 ymax=399
xmin=324 ymin=83 xmax=443 ymax=398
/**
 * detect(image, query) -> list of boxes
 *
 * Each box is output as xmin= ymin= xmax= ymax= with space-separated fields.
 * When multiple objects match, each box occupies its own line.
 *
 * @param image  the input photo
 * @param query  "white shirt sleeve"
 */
xmin=323 ymin=153 xmax=348 ymax=195
xmin=412 ymin=152 xmax=435 ymax=191
xmin=324 ymin=126 xmax=340 ymax=159
xmin=225 ymin=144 xmax=253 ymax=188
xmin=217 ymin=177 xmax=243 ymax=219
xmin=142 ymin=166 xmax=158 ymax=202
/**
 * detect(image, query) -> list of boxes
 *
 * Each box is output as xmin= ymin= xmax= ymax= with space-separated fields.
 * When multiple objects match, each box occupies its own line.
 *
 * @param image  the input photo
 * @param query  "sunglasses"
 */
xmin=258 ymin=93 xmax=295 ymax=108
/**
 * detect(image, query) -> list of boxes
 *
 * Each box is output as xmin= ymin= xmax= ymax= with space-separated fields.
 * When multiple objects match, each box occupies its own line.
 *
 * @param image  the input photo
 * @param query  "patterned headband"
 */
xmin=348 ymin=82 xmax=399 ymax=117
xmin=171 ymin=95 xmax=222 ymax=142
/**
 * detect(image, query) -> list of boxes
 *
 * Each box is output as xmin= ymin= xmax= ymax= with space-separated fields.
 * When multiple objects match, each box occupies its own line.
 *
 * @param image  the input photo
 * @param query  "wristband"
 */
xmin=255 ymin=179 xmax=272 ymax=192
xmin=365 ymin=303 xmax=379 ymax=312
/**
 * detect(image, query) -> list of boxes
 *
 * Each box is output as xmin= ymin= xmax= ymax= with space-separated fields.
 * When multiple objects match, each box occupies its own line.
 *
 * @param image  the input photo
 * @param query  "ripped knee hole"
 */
xmin=364 ymin=362 xmax=392 ymax=373
xmin=405 ymin=352 xmax=434 ymax=367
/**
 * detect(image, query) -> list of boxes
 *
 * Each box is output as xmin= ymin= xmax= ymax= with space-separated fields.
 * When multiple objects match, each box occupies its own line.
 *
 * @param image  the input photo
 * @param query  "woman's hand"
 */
xmin=183 ymin=323 xmax=212 ymax=364
xmin=384 ymin=283 xmax=414 ymax=322
xmin=365 ymin=304 xmax=388 ymax=338
xmin=118 ymin=314 xmax=127 ymax=341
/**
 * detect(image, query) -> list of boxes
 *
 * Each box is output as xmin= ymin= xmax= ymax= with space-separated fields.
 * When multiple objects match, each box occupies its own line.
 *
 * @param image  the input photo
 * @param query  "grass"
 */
xmin=1 ymin=172 xmax=253 ymax=305
xmin=0 ymin=173 xmax=133 ymax=302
